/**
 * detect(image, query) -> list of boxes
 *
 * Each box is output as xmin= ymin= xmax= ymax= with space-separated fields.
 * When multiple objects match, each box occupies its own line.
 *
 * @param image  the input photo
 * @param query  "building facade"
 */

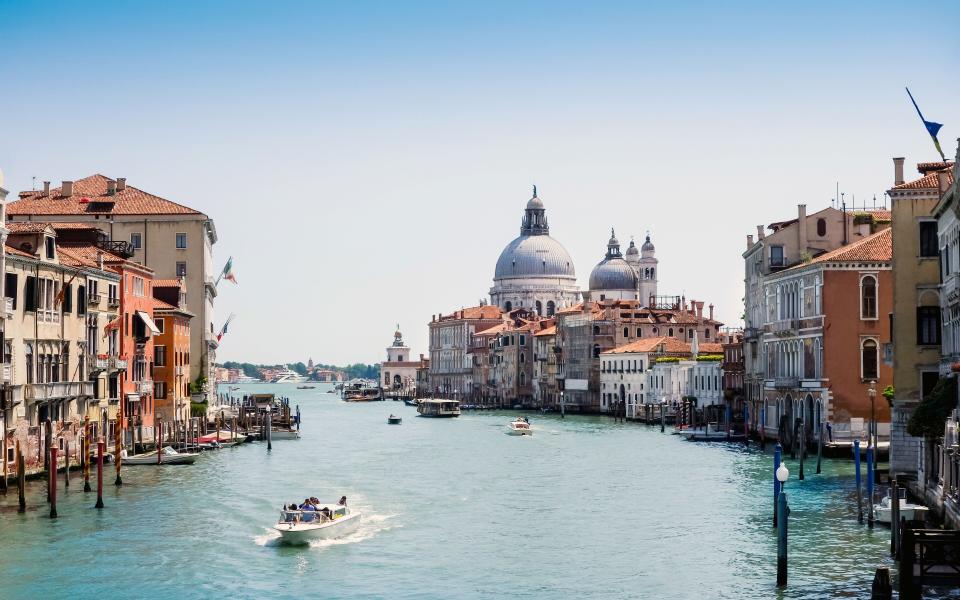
xmin=152 ymin=292 xmax=193 ymax=423
xmin=381 ymin=326 xmax=420 ymax=394
xmin=428 ymin=305 xmax=505 ymax=398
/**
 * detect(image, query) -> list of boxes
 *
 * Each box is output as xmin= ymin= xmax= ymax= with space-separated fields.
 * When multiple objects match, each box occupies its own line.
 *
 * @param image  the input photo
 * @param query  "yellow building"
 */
xmin=890 ymin=157 xmax=955 ymax=475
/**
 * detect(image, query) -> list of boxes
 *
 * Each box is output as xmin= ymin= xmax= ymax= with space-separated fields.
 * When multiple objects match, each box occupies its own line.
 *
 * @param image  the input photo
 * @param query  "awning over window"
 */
xmin=136 ymin=311 xmax=161 ymax=335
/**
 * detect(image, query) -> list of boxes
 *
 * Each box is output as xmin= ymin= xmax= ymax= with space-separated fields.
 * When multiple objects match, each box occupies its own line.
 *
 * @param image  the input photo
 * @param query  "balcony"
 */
xmin=4 ymin=297 xmax=12 ymax=318
xmin=138 ymin=380 xmax=154 ymax=395
xmin=95 ymin=239 xmax=135 ymax=259
xmin=111 ymin=357 xmax=128 ymax=371
xmin=108 ymin=297 xmax=120 ymax=308
xmin=205 ymin=277 xmax=218 ymax=299
xmin=93 ymin=355 xmax=109 ymax=371
xmin=773 ymin=376 xmax=799 ymax=389
xmin=87 ymin=293 xmax=102 ymax=305
xmin=2 ymin=365 xmax=9 ymax=382
xmin=175 ymin=366 xmax=185 ymax=376
xmin=743 ymin=327 xmax=759 ymax=340
xmin=24 ymin=381 xmax=93 ymax=402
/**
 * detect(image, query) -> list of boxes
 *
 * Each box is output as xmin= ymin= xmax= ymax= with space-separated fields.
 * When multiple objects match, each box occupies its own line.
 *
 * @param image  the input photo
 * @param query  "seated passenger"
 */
xmin=338 ymin=496 xmax=347 ymax=506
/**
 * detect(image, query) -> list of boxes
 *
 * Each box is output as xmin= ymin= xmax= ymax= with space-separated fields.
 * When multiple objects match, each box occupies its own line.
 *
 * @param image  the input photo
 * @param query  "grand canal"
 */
xmin=0 ymin=384 xmax=917 ymax=599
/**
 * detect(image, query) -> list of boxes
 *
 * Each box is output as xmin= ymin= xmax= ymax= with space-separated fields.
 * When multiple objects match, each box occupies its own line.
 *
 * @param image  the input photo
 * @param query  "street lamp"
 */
xmin=776 ymin=462 xmax=790 ymax=587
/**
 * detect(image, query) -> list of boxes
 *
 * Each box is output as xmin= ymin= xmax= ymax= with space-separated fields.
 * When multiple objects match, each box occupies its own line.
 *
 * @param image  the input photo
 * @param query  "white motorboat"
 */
xmin=678 ymin=422 xmax=746 ymax=442
xmin=120 ymin=446 xmax=199 ymax=465
xmin=268 ymin=428 xmax=301 ymax=440
xmin=273 ymin=504 xmax=361 ymax=544
xmin=506 ymin=418 xmax=532 ymax=436
xmin=875 ymin=488 xmax=929 ymax=525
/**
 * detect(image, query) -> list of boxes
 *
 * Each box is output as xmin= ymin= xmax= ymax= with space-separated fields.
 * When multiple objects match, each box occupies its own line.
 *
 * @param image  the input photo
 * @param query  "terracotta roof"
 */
xmin=152 ymin=278 xmax=183 ymax=288
xmin=50 ymin=222 xmax=104 ymax=231
xmin=4 ymin=242 xmax=35 ymax=258
xmin=438 ymin=305 xmax=503 ymax=321
xmin=535 ymin=325 xmax=557 ymax=336
xmin=56 ymin=244 xmax=127 ymax=269
xmin=10 ymin=175 xmax=204 ymax=216
xmin=865 ymin=209 xmax=891 ymax=221
xmin=475 ymin=323 xmax=508 ymax=336
xmin=382 ymin=361 xmax=424 ymax=368
xmin=917 ymin=161 xmax=954 ymax=174
xmin=153 ymin=298 xmax=178 ymax=311
xmin=803 ymin=227 xmax=892 ymax=265
xmin=603 ymin=336 xmax=723 ymax=355
xmin=892 ymin=165 xmax=954 ymax=191
xmin=6 ymin=222 xmax=54 ymax=234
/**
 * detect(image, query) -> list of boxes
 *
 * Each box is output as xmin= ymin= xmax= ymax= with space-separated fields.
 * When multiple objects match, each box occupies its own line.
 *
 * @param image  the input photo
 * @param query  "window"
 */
xmin=44 ymin=237 xmax=54 ymax=259
xmin=917 ymin=307 xmax=941 ymax=345
xmin=770 ymin=245 xmax=785 ymax=267
xmin=636 ymin=328 xmax=642 ymax=337
xmin=133 ymin=276 xmax=144 ymax=297
xmin=155 ymin=381 xmax=167 ymax=399
xmin=860 ymin=275 xmax=877 ymax=319
xmin=919 ymin=222 xmax=938 ymax=258
xmin=155 ymin=345 xmax=166 ymax=367
xmin=816 ymin=218 xmax=827 ymax=237
xmin=130 ymin=232 xmax=142 ymax=249
xmin=519 ymin=335 xmax=525 ymax=346
xmin=5 ymin=273 xmax=17 ymax=309
xmin=861 ymin=339 xmax=878 ymax=381
xmin=108 ymin=283 xmax=118 ymax=303
xmin=154 ymin=317 xmax=165 ymax=334
xmin=623 ymin=327 xmax=629 ymax=338
xmin=175 ymin=233 xmax=187 ymax=249
xmin=176 ymin=262 xmax=187 ymax=277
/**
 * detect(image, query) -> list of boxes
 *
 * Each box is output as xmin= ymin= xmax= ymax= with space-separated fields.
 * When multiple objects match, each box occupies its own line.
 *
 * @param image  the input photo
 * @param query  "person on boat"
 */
xmin=338 ymin=496 xmax=347 ymax=506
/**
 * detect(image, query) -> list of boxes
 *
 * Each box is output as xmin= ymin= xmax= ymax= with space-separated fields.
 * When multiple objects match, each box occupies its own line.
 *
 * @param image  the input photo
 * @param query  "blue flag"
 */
xmin=906 ymin=87 xmax=946 ymax=161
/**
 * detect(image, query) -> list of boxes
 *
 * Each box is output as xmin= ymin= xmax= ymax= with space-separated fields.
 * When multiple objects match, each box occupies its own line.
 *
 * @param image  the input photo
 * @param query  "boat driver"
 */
xmin=338 ymin=496 xmax=347 ymax=506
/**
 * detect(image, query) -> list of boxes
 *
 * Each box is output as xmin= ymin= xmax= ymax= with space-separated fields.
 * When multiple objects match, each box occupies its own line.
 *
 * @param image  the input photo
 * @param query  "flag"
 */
xmin=216 ymin=313 xmax=236 ymax=343
xmin=54 ymin=273 xmax=79 ymax=307
xmin=906 ymin=87 xmax=947 ymax=162
xmin=104 ymin=316 xmax=122 ymax=332
xmin=216 ymin=256 xmax=237 ymax=286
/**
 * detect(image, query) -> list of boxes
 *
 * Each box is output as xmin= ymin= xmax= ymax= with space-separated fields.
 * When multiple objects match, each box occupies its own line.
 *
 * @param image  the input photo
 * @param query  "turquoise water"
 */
xmin=0 ymin=384 xmax=910 ymax=599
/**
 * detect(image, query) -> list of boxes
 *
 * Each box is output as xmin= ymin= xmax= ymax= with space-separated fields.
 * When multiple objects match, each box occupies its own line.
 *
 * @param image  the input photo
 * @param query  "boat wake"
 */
xmin=253 ymin=511 xmax=400 ymax=550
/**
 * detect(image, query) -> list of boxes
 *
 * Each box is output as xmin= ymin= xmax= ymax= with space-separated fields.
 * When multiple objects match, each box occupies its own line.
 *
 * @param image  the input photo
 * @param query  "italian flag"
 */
xmin=219 ymin=256 xmax=237 ymax=285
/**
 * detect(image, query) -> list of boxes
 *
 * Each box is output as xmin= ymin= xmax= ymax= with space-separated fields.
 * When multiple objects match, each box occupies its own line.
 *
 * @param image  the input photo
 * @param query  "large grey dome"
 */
xmin=495 ymin=235 xmax=576 ymax=280
xmin=589 ymin=258 xmax=638 ymax=290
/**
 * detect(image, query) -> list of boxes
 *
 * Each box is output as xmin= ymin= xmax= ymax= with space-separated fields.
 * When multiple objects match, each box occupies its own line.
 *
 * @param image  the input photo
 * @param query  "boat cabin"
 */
xmin=417 ymin=399 xmax=461 ymax=417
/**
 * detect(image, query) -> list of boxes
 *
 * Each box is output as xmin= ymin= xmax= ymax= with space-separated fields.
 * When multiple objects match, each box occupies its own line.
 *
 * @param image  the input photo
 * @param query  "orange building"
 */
xmin=152 ymin=279 xmax=193 ymax=422
xmin=758 ymin=227 xmax=892 ymax=445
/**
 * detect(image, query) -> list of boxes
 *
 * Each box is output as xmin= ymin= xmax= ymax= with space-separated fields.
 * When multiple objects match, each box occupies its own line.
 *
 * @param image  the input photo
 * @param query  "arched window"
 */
xmin=817 ymin=218 xmax=827 ymax=237
xmin=861 ymin=339 xmax=878 ymax=381
xmin=593 ymin=344 xmax=601 ymax=359
xmin=688 ymin=329 xmax=694 ymax=339
xmin=704 ymin=329 xmax=710 ymax=339
xmin=860 ymin=275 xmax=877 ymax=319
xmin=520 ymin=353 xmax=525 ymax=363
xmin=636 ymin=328 xmax=642 ymax=337
xmin=623 ymin=327 xmax=629 ymax=338
xmin=650 ymin=268 xmax=655 ymax=279
xmin=546 ymin=301 xmax=556 ymax=316
xmin=668 ymin=328 xmax=674 ymax=337
xmin=535 ymin=300 xmax=543 ymax=315
xmin=25 ymin=343 xmax=33 ymax=384
xmin=593 ymin=325 xmax=600 ymax=335
xmin=504 ymin=301 xmax=512 ymax=312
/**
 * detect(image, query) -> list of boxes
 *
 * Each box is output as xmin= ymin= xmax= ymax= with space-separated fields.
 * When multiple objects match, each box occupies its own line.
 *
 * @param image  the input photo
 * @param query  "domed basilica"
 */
xmin=490 ymin=187 xmax=580 ymax=316
xmin=490 ymin=188 xmax=660 ymax=315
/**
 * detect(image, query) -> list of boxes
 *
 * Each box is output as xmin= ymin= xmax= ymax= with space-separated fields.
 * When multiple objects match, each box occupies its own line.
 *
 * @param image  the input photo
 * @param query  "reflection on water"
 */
xmin=0 ymin=383 xmax=946 ymax=599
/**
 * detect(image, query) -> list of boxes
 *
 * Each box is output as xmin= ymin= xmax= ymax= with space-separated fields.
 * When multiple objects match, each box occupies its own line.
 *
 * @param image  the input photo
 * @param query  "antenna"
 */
xmin=31 ymin=176 xmax=36 ymax=191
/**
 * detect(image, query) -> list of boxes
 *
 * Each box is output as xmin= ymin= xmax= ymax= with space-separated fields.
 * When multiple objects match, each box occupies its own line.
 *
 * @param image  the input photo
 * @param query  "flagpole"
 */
xmin=906 ymin=87 xmax=947 ymax=162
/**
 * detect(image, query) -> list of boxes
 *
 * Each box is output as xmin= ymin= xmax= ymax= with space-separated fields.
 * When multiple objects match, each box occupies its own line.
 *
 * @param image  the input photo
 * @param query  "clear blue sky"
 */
xmin=1 ymin=0 xmax=958 ymax=365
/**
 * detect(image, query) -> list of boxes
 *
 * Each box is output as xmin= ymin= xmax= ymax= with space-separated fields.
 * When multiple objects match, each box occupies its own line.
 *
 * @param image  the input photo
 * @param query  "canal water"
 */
xmin=0 ymin=383 xmax=925 ymax=599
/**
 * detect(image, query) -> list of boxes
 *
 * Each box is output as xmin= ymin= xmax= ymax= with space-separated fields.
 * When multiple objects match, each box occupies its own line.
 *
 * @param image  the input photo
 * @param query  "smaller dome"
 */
xmin=642 ymin=234 xmax=655 ymax=252
xmin=590 ymin=259 xmax=638 ymax=291
xmin=625 ymin=239 xmax=639 ymax=258
xmin=526 ymin=196 xmax=544 ymax=210
xmin=608 ymin=228 xmax=619 ymax=248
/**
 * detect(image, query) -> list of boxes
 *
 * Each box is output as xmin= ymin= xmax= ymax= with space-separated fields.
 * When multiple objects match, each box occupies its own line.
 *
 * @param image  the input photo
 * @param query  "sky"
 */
xmin=1 ymin=0 xmax=958 ymax=366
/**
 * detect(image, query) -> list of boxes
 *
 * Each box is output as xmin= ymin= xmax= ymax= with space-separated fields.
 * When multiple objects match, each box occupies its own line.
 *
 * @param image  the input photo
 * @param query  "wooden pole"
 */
xmin=855 ymin=439 xmax=863 ymax=523
xmin=1 ymin=430 xmax=7 ymax=494
xmin=891 ymin=478 xmax=901 ymax=558
xmin=799 ymin=418 xmax=806 ymax=481
xmin=16 ymin=441 xmax=25 ymax=513
xmin=266 ymin=412 xmax=272 ymax=451
xmin=95 ymin=440 xmax=104 ymax=509
xmin=776 ymin=491 xmax=789 ymax=587
xmin=63 ymin=440 xmax=69 ymax=488
xmin=816 ymin=420 xmax=823 ymax=475
xmin=49 ymin=447 xmax=58 ymax=518
xmin=158 ymin=422 xmax=163 ymax=464
xmin=115 ymin=412 xmax=123 ymax=486
xmin=83 ymin=416 xmax=91 ymax=492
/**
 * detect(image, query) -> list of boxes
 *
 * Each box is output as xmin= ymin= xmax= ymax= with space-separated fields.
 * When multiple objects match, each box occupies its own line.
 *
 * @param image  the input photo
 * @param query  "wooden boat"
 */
xmin=273 ymin=504 xmax=361 ymax=545
xmin=387 ymin=415 xmax=402 ymax=425
xmin=417 ymin=399 xmax=460 ymax=418
xmin=120 ymin=446 xmax=199 ymax=465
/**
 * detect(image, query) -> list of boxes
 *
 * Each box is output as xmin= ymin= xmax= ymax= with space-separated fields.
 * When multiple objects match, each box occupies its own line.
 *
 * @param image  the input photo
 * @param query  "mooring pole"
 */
xmin=64 ymin=441 xmax=69 ymax=488
xmin=760 ymin=406 xmax=766 ymax=451
xmin=266 ymin=412 xmax=273 ymax=451
xmin=158 ymin=422 xmax=163 ymax=465
xmin=776 ymin=491 xmax=789 ymax=587
xmin=773 ymin=443 xmax=782 ymax=527
xmin=816 ymin=420 xmax=823 ymax=475
xmin=891 ymin=478 xmax=901 ymax=558
xmin=867 ymin=445 xmax=875 ymax=528
xmin=49 ymin=447 xmax=58 ymax=518
xmin=95 ymin=440 xmax=104 ymax=509
xmin=855 ymin=439 xmax=863 ymax=523
xmin=16 ymin=441 xmax=25 ymax=513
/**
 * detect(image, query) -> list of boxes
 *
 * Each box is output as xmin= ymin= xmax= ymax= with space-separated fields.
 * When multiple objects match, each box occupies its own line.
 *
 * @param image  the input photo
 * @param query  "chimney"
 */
xmin=756 ymin=225 xmax=765 ymax=240
xmin=695 ymin=301 xmax=703 ymax=319
xmin=893 ymin=157 xmax=905 ymax=186
xmin=938 ymin=170 xmax=951 ymax=194
xmin=709 ymin=303 xmax=714 ymax=320
xmin=61 ymin=181 xmax=74 ymax=197
xmin=97 ymin=251 xmax=104 ymax=270
xmin=107 ymin=180 xmax=117 ymax=195
xmin=747 ymin=234 xmax=754 ymax=249
xmin=116 ymin=177 xmax=126 ymax=192
xmin=797 ymin=204 xmax=807 ymax=255
xmin=43 ymin=181 xmax=50 ymax=196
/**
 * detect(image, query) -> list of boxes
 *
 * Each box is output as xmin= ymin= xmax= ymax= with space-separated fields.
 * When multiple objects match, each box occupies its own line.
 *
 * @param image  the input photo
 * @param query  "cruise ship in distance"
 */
xmin=272 ymin=368 xmax=306 ymax=383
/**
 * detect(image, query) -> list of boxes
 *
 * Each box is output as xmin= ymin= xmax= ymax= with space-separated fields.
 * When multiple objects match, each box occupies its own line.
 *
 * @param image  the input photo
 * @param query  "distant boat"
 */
xmin=875 ymin=488 xmax=929 ymax=525
xmin=387 ymin=415 xmax=402 ymax=425
xmin=417 ymin=399 xmax=460 ymax=418
xmin=506 ymin=417 xmax=532 ymax=436
xmin=272 ymin=368 xmax=306 ymax=383
xmin=404 ymin=398 xmax=419 ymax=407
xmin=297 ymin=385 xmax=316 ymax=390
xmin=120 ymin=446 xmax=199 ymax=465
xmin=342 ymin=380 xmax=382 ymax=402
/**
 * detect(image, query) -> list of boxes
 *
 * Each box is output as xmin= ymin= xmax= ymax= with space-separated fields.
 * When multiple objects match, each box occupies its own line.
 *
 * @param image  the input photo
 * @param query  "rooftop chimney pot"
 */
xmin=938 ymin=170 xmax=951 ymax=194
xmin=106 ymin=180 xmax=117 ymax=196
xmin=61 ymin=181 xmax=73 ymax=197
xmin=893 ymin=157 xmax=905 ymax=186
xmin=116 ymin=177 xmax=126 ymax=192
xmin=747 ymin=234 xmax=754 ymax=249
xmin=756 ymin=225 xmax=765 ymax=240
xmin=43 ymin=181 xmax=50 ymax=195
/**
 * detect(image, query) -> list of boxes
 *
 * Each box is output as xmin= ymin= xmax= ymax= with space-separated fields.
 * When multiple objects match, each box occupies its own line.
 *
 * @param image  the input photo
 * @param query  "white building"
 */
xmin=381 ymin=326 xmax=420 ymax=393
xmin=589 ymin=230 xmax=659 ymax=305
xmin=490 ymin=188 xmax=580 ymax=315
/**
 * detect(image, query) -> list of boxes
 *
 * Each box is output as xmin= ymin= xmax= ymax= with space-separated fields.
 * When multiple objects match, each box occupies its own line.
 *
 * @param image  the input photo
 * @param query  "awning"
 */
xmin=136 ymin=311 xmax=161 ymax=335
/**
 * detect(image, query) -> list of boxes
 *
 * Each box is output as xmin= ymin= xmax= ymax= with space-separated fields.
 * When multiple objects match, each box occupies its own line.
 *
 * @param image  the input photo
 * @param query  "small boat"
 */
xmin=387 ymin=415 xmax=402 ymax=425
xmin=268 ymin=428 xmax=301 ymax=440
xmin=679 ymin=422 xmax=746 ymax=442
xmin=506 ymin=417 xmax=532 ymax=436
xmin=326 ymin=389 xmax=338 ymax=394
xmin=120 ymin=446 xmax=199 ymax=465
xmin=403 ymin=398 xmax=419 ymax=407
xmin=875 ymin=488 xmax=929 ymax=525
xmin=417 ymin=399 xmax=460 ymax=418
xmin=274 ymin=503 xmax=362 ymax=545
xmin=229 ymin=386 xmax=240 ymax=391
xmin=297 ymin=385 xmax=316 ymax=390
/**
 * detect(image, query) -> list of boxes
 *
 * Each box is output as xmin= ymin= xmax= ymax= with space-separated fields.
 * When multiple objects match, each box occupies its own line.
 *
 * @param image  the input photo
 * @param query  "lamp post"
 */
xmin=560 ymin=391 xmax=565 ymax=419
xmin=776 ymin=462 xmax=790 ymax=587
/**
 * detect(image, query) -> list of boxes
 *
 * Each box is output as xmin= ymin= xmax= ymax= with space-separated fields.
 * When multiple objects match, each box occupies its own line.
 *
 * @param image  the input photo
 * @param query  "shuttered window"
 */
xmin=77 ymin=286 xmax=86 ymax=315
xmin=24 ymin=277 xmax=37 ymax=312
xmin=5 ymin=273 xmax=17 ymax=309
xmin=63 ymin=283 xmax=73 ymax=313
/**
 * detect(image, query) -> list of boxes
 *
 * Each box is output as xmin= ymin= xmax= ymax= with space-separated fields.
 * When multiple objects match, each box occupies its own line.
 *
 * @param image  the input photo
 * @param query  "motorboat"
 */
xmin=506 ymin=417 xmax=532 ymax=436
xmin=297 ymin=385 xmax=316 ymax=390
xmin=403 ymin=398 xmax=419 ymax=407
xmin=417 ymin=399 xmax=460 ymax=418
xmin=273 ymin=504 xmax=361 ymax=545
xmin=678 ymin=422 xmax=746 ymax=442
xmin=268 ymin=428 xmax=301 ymax=440
xmin=875 ymin=488 xmax=929 ymax=525
xmin=326 ymin=389 xmax=338 ymax=394
xmin=387 ymin=415 xmax=402 ymax=425
xmin=196 ymin=432 xmax=248 ymax=448
xmin=120 ymin=446 xmax=199 ymax=465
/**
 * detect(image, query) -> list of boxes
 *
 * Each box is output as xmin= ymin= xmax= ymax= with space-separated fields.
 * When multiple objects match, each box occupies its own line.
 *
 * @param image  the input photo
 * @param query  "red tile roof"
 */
xmin=892 ymin=165 xmax=954 ymax=191
xmin=4 ymin=242 xmax=35 ymax=258
xmin=917 ymin=161 xmax=954 ymax=174
xmin=475 ymin=323 xmax=508 ymax=336
xmin=804 ymin=227 xmax=892 ymax=265
xmin=56 ymin=244 xmax=126 ymax=269
xmin=152 ymin=278 xmax=183 ymax=288
xmin=10 ymin=175 xmax=204 ymax=216
xmin=6 ymin=222 xmax=54 ymax=233
xmin=438 ymin=305 xmax=503 ymax=321
xmin=153 ymin=298 xmax=178 ymax=311
xmin=535 ymin=325 xmax=557 ymax=336
xmin=603 ymin=336 xmax=723 ymax=355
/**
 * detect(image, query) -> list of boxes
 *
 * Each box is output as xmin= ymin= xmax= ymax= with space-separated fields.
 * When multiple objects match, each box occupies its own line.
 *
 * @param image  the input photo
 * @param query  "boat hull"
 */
xmin=269 ymin=429 xmax=301 ymax=440
xmin=122 ymin=453 xmax=199 ymax=465
xmin=875 ymin=505 xmax=928 ymax=524
xmin=506 ymin=428 xmax=532 ymax=436
xmin=274 ymin=514 xmax=362 ymax=544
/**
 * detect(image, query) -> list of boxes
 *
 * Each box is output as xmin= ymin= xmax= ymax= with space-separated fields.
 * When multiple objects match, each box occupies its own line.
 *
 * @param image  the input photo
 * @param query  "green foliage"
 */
xmin=190 ymin=402 xmax=207 ymax=418
xmin=218 ymin=360 xmax=380 ymax=381
xmin=907 ymin=377 xmax=956 ymax=439
xmin=695 ymin=354 xmax=723 ymax=362
xmin=289 ymin=362 xmax=308 ymax=376
xmin=852 ymin=212 xmax=873 ymax=225
xmin=882 ymin=385 xmax=895 ymax=401
xmin=221 ymin=361 xmax=260 ymax=378
xmin=189 ymin=374 xmax=207 ymax=394
xmin=655 ymin=357 xmax=680 ymax=364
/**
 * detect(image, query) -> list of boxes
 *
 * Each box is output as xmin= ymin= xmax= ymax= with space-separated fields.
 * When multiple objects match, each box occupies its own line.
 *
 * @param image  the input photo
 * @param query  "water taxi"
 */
xmin=506 ymin=417 xmax=532 ymax=436
xmin=273 ymin=504 xmax=361 ymax=544
xmin=417 ymin=399 xmax=460 ymax=418
xmin=120 ymin=446 xmax=199 ymax=465
xmin=387 ymin=415 xmax=402 ymax=425
xmin=342 ymin=380 xmax=383 ymax=402
xmin=875 ymin=488 xmax=929 ymax=525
